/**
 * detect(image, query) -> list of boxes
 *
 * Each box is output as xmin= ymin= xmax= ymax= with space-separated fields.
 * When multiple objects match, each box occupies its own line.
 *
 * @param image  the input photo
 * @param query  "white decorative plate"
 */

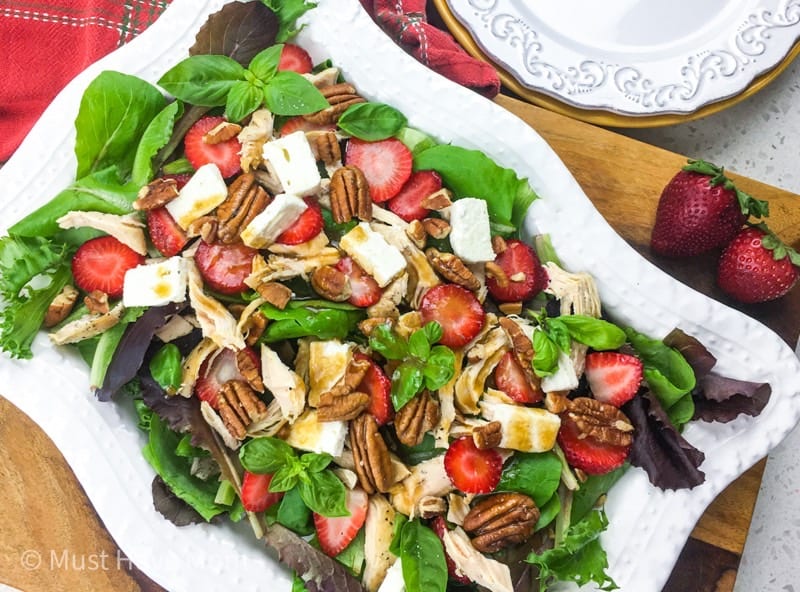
xmin=443 ymin=0 xmax=800 ymax=117
xmin=1 ymin=1 xmax=800 ymax=591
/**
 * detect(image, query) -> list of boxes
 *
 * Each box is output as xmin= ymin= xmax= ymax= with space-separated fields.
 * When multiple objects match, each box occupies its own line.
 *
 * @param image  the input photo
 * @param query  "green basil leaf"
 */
xmin=369 ymin=323 xmax=409 ymax=360
xmin=301 ymin=452 xmax=332 ymax=473
xmin=394 ymin=433 xmax=446 ymax=466
xmin=558 ymin=315 xmax=626 ymax=351
xmin=625 ymin=327 xmax=696 ymax=409
xmin=299 ymin=470 xmax=349 ymax=517
xmin=131 ymin=100 xmax=183 ymax=186
xmin=148 ymin=343 xmax=183 ymax=394
xmin=270 ymin=465 xmax=300 ymax=493
xmin=277 ymin=487 xmax=314 ymax=536
xmin=408 ymin=328 xmax=431 ymax=360
xmin=262 ymin=304 xmax=364 ymax=341
xmin=423 ymin=345 xmax=455 ymax=391
xmin=389 ymin=514 xmax=409 ymax=556
xmin=226 ymin=80 xmax=264 ymax=123
xmin=532 ymin=330 xmax=560 ymax=377
xmin=248 ymin=44 xmax=283 ymax=81
xmin=497 ymin=452 xmax=562 ymax=507
xmin=264 ymin=71 xmax=329 ymax=116
xmin=158 ymin=54 xmax=245 ymax=106
xmin=546 ymin=318 xmax=572 ymax=353
xmin=414 ymin=144 xmax=537 ymax=228
xmin=336 ymin=102 xmax=407 ymax=141
xmin=422 ymin=321 xmax=443 ymax=346
xmin=392 ymin=360 xmax=424 ymax=410
xmin=239 ymin=436 xmax=296 ymax=474
xmin=75 ymin=71 xmax=166 ymax=179
xmin=399 ymin=520 xmax=448 ymax=592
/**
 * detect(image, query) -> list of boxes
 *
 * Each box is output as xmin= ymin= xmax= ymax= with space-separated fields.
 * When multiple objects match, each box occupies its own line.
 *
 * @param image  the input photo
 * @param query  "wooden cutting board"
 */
xmin=2 ymin=95 xmax=798 ymax=592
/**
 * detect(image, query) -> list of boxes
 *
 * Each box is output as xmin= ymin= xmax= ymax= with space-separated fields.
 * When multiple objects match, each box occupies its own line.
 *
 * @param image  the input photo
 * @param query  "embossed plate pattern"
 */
xmin=1 ymin=1 xmax=800 ymax=591
xmin=444 ymin=0 xmax=800 ymax=118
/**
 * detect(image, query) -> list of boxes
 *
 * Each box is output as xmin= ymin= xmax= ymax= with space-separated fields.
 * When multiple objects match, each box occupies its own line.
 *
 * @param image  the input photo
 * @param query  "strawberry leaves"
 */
xmin=683 ymin=159 xmax=769 ymax=219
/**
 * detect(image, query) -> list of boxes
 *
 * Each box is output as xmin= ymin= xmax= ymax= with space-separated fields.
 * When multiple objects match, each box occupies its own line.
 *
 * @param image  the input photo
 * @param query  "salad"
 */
xmin=0 ymin=2 xmax=774 ymax=591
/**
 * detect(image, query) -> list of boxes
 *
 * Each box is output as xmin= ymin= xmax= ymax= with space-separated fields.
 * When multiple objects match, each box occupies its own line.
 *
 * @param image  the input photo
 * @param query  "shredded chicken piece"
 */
xmin=49 ymin=302 xmax=125 ymax=345
xmin=57 ymin=211 xmax=147 ymax=255
xmin=247 ymin=399 xmax=288 ymax=438
xmin=389 ymin=455 xmax=453 ymax=517
xmin=177 ymin=338 xmax=219 ymax=398
xmin=186 ymin=259 xmax=245 ymax=350
xmin=244 ymin=248 xmax=341 ymax=288
xmin=362 ymin=495 xmax=398 ymax=592
xmin=261 ymin=343 xmax=307 ymax=423
xmin=267 ymin=231 xmax=330 ymax=257
xmin=454 ymin=327 xmax=509 ymax=414
xmin=304 ymin=66 xmax=340 ymax=89
xmin=447 ymin=493 xmax=471 ymax=526
xmin=544 ymin=261 xmax=601 ymax=318
xmin=442 ymin=527 xmax=513 ymax=592
xmin=154 ymin=314 xmax=195 ymax=343
xmin=238 ymin=108 xmax=274 ymax=172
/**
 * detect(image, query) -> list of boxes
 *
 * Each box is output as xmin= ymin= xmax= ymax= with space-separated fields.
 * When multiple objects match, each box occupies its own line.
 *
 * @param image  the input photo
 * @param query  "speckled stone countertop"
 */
xmin=616 ymin=60 xmax=800 ymax=592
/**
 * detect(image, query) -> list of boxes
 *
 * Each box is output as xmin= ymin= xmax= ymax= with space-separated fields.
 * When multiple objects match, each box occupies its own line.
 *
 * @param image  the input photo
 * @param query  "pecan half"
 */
xmin=485 ymin=261 xmax=509 ymax=287
xmin=304 ymin=83 xmax=366 ymax=126
xmin=204 ymin=120 xmax=242 ymax=144
xmin=544 ymin=391 xmax=570 ymax=415
xmin=311 ymin=265 xmax=352 ymax=302
xmin=243 ymin=311 xmax=268 ymax=347
xmin=83 ymin=290 xmax=110 ymax=315
xmin=567 ymin=397 xmax=634 ymax=447
xmin=420 ymin=188 xmax=453 ymax=211
xmin=426 ymin=248 xmax=480 ymax=291
xmin=318 ymin=358 xmax=372 ymax=422
xmin=421 ymin=217 xmax=451 ymax=240
xmin=406 ymin=220 xmax=427 ymax=249
xmin=217 ymin=379 xmax=269 ymax=440
xmin=186 ymin=215 xmax=218 ymax=243
xmin=491 ymin=236 xmax=508 ymax=254
xmin=256 ymin=281 xmax=292 ymax=310
xmin=329 ymin=165 xmax=370 ymax=223
xmin=473 ymin=421 xmax=502 ymax=450
xmin=44 ymin=285 xmax=79 ymax=328
xmin=394 ymin=391 xmax=440 ymax=447
xmin=358 ymin=316 xmax=394 ymax=337
xmin=463 ymin=492 xmax=539 ymax=553
xmin=497 ymin=302 xmax=523 ymax=315
xmin=309 ymin=131 xmax=341 ymax=166
xmin=350 ymin=413 xmax=393 ymax=494
xmin=217 ymin=173 xmax=271 ymax=244
xmin=133 ymin=177 xmax=179 ymax=211
xmin=236 ymin=348 xmax=264 ymax=392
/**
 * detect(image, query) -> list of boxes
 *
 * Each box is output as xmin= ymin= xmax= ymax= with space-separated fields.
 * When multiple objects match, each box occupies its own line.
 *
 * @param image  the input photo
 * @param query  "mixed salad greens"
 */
xmin=0 ymin=2 xmax=774 ymax=591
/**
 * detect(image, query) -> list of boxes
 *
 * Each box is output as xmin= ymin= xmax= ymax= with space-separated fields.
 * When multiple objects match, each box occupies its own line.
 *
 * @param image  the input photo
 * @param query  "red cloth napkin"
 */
xmin=361 ymin=0 xmax=500 ymax=100
xmin=0 ymin=0 xmax=500 ymax=162
xmin=0 ymin=0 xmax=173 ymax=162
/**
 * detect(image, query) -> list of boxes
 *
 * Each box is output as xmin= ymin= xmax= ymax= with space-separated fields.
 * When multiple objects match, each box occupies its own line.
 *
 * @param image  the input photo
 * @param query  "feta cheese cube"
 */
xmin=339 ymin=222 xmax=407 ymax=287
xmin=165 ymin=163 xmax=228 ymax=229
xmin=241 ymin=193 xmax=308 ymax=248
xmin=480 ymin=395 xmax=560 ymax=453
xmin=447 ymin=198 xmax=495 ymax=263
xmin=377 ymin=559 xmax=405 ymax=592
xmin=286 ymin=409 xmax=348 ymax=457
xmin=122 ymin=256 xmax=188 ymax=307
xmin=262 ymin=131 xmax=321 ymax=196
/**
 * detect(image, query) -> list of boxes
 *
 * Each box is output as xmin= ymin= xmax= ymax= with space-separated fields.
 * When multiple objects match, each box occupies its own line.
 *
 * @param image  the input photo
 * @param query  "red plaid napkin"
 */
xmin=361 ymin=0 xmax=500 ymax=99
xmin=0 ymin=0 xmax=500 ymax=162
xmin=0 ymin=0 xmax=173 ymax=162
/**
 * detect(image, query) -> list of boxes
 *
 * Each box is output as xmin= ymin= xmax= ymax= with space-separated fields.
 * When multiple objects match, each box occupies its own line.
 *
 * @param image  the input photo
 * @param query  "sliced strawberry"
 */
xmin=183 ymin=115 xmax=242 ymax=178
xmin=278 ymin=43 xmax=313 ymax=74
xmin=195 ymin=347 xmax=260 ymax=409
xmin=194 ymin=240 xmax=257 ymax=295
xmin=494 ymin=351 xmax=542 ymax=404
xmin=71 ymin=235 xmax=145 ymax=299
xmin=386 ymin=170 xmax=442 ymax=222
xmin=344 ymin=138 xmax=413 ymax=203
xmin=419 ymin=284 xmax=485 ymax=349
xmin=314 ymin=487 xmax=369 ymax=557
xmin=486 ymin=239 xmax=547 ymax=303
xmin=241 ymin=471 xmax=284 ymax=512
xmin=276 ymin=197 xmax=324 ymax=245
xmin=557 ymin=413 xmax=630 ymax=475
xmin=585 ymin=352 xmax=644 ymax=407
xmin=444 ymin=436 xmax=502 ymax=494
xmin=335 ymin=256 xmax=381 ymax=308
xmin=279 ymin=116 xmax=336 ymax=137
xmin=354 ymin=353 xmax=393 ymax=425
xmin=147 ymin=207 xmax=189 ymax=257
xmin=430 ymin=516 xmax=471 ymax=585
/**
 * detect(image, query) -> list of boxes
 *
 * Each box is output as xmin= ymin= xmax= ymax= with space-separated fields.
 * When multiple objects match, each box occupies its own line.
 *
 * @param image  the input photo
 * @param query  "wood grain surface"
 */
xmin=2 ymin=94 xmax=798 ymax=592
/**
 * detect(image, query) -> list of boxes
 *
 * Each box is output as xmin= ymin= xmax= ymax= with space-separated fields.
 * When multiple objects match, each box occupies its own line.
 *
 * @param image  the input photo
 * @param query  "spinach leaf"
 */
xmin=335 ymin=528 xmax=366 ymax=576
xmin=90 ymin=306 xmax=146 ymax=389
xmin=261 ymin=0 xmax=318 ymax=42
xmin=131 ymin=100 xmax=184 ymax=186
xmin=414 ymin=144 xmax=537 ymax=229
xmin=74 ymin=71 xmax=166 ymax=179
xmin=141 ymin=414 xmax=226 ymax=522
xmin=10 ymin=166 xmax=140 ymax=238
xmin=535 ymin=493 xmax=561 ymax=531
xmin=149 ymin=343 xmax=184 ymax=394
xmin=571 ymin=466 xmax=627 ymax=525
xmin=398 ymin=520 xmax=448 ymax=592
xmin=526 ymin=510 xmax=617 ymax=591
xmin=497 ymin=452 xmax=562 ymax=507
xmin=337 ymin=102 xmax=407 ymax=141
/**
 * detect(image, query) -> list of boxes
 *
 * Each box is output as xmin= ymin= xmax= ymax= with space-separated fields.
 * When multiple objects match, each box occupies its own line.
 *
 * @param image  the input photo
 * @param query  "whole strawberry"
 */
xmin=650 ymin=160 xmax=769 ymax=257
xmin=717 ymin=224 xmax=800 ymax=304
